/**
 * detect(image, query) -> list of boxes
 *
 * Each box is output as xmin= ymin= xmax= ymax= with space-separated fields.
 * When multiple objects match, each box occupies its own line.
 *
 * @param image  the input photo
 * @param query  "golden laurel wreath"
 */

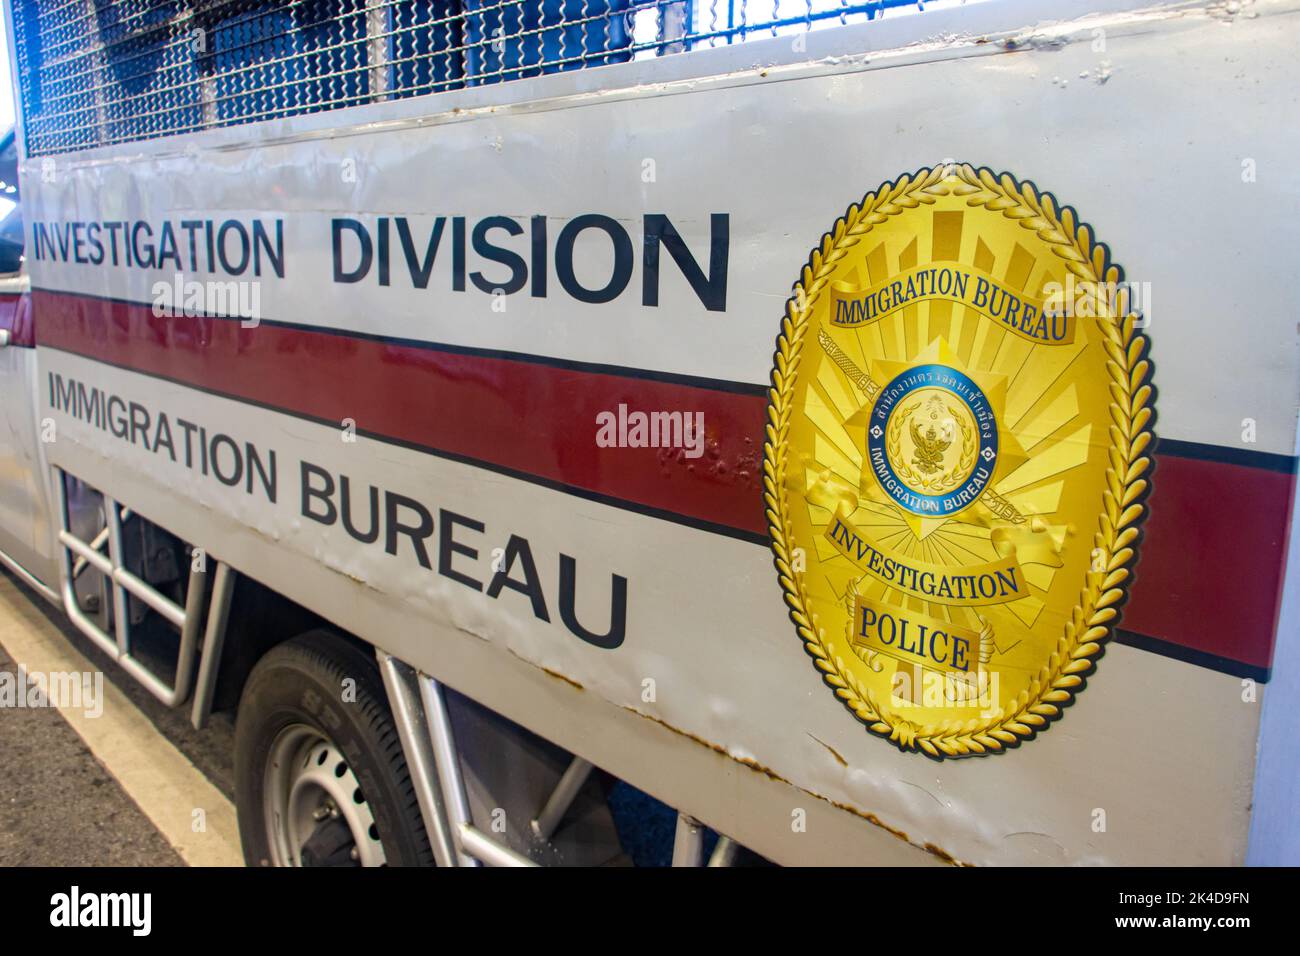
xmin=884 ymin=399 xmax=976 ymax=493
xmin=763 ymin=164 xmax=1154 ymax=757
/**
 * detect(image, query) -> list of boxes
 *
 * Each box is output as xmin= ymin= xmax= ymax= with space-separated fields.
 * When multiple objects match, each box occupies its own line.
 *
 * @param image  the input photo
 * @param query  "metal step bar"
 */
xmin=0 ymin=544 xmax=60 ymax=607
xmin=380 ymin=651 xmax=739 ymax=867
xmin=52 ymin=466 xmax=234 ymax=711
xmin=379 ymin=653 xmax=533 ymax=867
xmin=531 ymin=756 xmax=594 ymax=842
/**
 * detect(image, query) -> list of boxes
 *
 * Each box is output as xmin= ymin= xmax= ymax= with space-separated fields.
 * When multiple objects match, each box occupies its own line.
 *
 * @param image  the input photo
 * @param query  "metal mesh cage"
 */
xmin=10 ymin=0 xmax=950 ymax=156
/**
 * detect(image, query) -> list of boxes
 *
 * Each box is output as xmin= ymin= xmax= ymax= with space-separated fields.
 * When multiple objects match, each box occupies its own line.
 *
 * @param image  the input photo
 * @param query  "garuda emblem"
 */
xmin=764 ymin=165 xmax=1155 ymax=757
xmin=908 ymin=404 xmax=952 ymax=476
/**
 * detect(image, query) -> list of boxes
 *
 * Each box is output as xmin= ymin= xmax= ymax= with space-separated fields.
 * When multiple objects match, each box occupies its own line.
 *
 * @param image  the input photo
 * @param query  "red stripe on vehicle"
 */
xmin=31 ymin=290 xmax=1293 ymax=673
xmin=32 ymin=291 xmax=769 ymax=537
xmin=1122 ymin=455 xmax=1294 ymax=673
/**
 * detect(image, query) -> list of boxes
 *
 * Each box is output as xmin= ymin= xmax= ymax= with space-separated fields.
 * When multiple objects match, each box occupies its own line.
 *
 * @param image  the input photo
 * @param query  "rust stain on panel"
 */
xmin=539 ymin=665 xmax=584 ymax=692
xmin=808 ymin=733 xmax=849 ymax=768
xmin=622 ymin=706 xmax=969 ymax=866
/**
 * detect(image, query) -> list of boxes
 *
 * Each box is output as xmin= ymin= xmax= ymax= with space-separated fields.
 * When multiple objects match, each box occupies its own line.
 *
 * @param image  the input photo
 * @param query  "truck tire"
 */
xmin=234 ymin=631 xmax=435 ymax=867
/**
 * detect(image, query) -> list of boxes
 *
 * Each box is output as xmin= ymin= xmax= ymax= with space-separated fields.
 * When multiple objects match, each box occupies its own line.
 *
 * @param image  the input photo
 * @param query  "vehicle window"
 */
xmin=0 ymin=128 xmax=22 ymax=276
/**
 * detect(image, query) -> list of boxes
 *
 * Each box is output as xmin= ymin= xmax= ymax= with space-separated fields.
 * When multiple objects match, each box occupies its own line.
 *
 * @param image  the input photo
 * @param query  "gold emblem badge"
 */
xmin=765 ymin=165 xmax=1155 ymax=757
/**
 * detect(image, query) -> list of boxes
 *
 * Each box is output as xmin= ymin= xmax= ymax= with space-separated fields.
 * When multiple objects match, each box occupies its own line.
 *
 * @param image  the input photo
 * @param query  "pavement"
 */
xmin=0 ymin=569 xmax=243 ymax=867
xmin=0 ymin=634 xmax=183 ymax=866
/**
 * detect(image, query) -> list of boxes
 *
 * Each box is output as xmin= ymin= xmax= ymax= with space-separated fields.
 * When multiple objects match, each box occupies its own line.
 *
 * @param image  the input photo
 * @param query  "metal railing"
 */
xmin=11 ymin=0 xmax=955 ymax=156
xmin=378 ymin=652 xmax=742 ymax=866
xmin=52 ymin=466 xmax=236 ymax=715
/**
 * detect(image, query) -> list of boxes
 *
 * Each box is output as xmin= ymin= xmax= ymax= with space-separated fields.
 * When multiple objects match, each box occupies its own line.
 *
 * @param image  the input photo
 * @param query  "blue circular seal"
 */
xmin=866 ymin=364 xmax=999 ymax=517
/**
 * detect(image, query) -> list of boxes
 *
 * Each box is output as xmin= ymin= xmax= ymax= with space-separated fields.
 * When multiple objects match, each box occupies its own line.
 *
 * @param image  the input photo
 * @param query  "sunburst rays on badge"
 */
xmin=792 ymin=207 xmax=1091 ymax=648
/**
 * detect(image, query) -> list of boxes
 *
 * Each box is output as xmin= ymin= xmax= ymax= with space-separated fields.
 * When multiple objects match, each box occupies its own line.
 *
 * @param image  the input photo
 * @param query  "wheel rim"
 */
xmin=263 ymin=724 xmax=387 ymax=867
